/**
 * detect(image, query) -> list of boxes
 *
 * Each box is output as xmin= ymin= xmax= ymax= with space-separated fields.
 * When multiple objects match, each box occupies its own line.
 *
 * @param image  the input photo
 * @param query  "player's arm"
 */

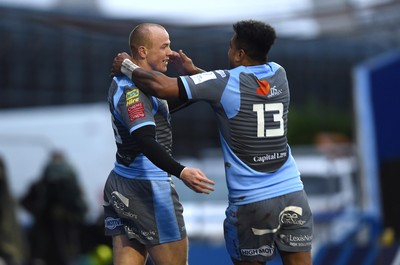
xmin=132 ymin=125 xmax=184 ymax=176
xmin=167 ymin=98 xmax=193 ymax=114
xmin=111 ymin=54 xmax=178 ymax=99
xmin=112 ymin=52 xmax=198 ymax=99
xmin=132 ymin=125 xmax=214 ymax=193
xmin=131 ymin=68 xmax=178 ymax=99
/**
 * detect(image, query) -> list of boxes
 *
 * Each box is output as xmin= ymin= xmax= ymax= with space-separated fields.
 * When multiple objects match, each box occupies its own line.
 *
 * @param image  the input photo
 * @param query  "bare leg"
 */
xmin=147 ymin=237 xmax=189 ymax=265
xmin=280 ymin=251 xmax=312 ymax=265
xmin=113 ymin=235 xmax=148 ymax=265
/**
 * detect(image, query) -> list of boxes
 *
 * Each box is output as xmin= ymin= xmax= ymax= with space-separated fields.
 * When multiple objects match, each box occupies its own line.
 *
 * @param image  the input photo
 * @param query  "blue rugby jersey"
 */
xmin=179 ymin=63 xmax=303 ymax=205
xmin=108 ymin=76 xmax=172 ymax=180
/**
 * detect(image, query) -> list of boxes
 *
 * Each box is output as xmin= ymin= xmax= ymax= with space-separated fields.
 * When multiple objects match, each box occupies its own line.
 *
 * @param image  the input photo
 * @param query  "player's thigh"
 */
xmin=112 ymin=234 xmax=148 ymax=265
xmin=147 ymin=237 xmax=188 ymax=265
xmin=280 ymin=250 xmax=312 ymax=265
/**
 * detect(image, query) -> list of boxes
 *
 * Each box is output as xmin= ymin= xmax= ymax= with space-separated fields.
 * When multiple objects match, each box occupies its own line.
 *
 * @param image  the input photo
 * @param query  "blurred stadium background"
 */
xmin=1 ymin=0 xmax=400 ymax=264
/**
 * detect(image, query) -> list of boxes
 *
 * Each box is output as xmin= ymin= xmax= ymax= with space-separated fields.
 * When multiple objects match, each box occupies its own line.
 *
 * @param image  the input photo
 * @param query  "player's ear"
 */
xmin=138 ymin=46 xmax=148 ymax=58
xmin=236 ymin=49 xmax=246 ymax=63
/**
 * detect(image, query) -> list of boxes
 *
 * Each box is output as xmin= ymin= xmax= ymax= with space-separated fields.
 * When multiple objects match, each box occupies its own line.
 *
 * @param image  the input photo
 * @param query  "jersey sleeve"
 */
xmin=179 ymin=70 xmax=230 ymax=103
xmin=132 ymin=125 xmax=185 ymax=177
xmin=115 ymin=81 xmax=155 ymax=134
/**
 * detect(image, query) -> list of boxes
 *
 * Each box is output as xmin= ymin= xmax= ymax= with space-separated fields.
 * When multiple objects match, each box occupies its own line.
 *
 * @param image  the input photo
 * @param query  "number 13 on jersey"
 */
xmin=253 ymin=103 xmax=284 ymax=138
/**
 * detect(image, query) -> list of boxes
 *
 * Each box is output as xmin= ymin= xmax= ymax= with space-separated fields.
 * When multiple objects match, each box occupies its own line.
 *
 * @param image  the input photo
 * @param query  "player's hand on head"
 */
xmin=168 ymin=50 xmax=185 ymax=74
xmin=111 ymin=52 xmax=132 ymax=77
xmin=169 ymin=50 xmax=198 ymax=75
xmin=169 ymin=50 xmax=182 ymax=62
xmin=179 ymin=167 xmax=215 ymax=194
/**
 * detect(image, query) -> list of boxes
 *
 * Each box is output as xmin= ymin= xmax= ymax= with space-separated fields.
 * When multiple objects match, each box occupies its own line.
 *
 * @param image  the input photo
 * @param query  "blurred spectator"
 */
xmin=314 ymin=132 xmax=352 ymax=157
xmin=21 ymin=150 xmax=87 ymax=265
xmin=0 ymin=155 xmax=27 ymax=265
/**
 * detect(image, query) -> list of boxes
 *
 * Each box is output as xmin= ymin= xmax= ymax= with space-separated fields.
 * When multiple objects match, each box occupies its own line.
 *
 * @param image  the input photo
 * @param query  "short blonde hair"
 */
xmin=129 ymin=23 xmax=165 ymax=55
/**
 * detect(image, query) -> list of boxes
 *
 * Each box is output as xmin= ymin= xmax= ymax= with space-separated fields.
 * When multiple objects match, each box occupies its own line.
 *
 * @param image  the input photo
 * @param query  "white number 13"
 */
xmin=253 ymin=103 xmax=284 ymax=137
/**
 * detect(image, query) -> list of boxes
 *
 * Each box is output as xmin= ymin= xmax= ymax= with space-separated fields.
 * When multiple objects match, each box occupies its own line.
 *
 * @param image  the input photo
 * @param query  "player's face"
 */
xmin=146 ymin=27 xmax=172 ymax=73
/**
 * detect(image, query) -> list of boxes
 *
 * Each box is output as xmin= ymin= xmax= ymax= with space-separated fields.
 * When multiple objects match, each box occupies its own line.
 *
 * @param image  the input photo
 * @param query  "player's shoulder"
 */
xmin=113 ymin=75 xmax=134 ymax=87
xmin=267 ymin=62 xmax=284 ymax=71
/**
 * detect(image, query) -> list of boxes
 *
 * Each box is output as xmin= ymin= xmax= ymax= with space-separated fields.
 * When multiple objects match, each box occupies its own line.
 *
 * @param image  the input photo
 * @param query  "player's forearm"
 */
xmin=133 ymin=70 xmax=179 ymax=99
xmin=132 ymin=126 xmax=185 ymax=177
xmin=141 ymin=138 xmax=185 ymax=177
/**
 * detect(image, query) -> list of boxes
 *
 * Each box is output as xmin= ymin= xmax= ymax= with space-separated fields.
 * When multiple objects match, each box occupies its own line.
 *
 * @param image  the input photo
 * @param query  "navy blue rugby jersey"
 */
xmin=179 ymin=63 xmax=303 ymax=204
xmin=108 ymin=76 xmax=172 ymax=180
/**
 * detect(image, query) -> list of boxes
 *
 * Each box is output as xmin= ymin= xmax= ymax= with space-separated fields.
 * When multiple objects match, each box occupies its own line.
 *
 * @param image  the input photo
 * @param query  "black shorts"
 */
xmin=224 ymin=190 xmax=313 ymax=262
xmin=103 ymin=170 xmax=187 ymax=245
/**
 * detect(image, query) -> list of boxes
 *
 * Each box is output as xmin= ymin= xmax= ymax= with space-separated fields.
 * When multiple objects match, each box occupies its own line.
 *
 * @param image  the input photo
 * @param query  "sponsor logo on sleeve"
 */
xmin=126 ymin=89 xmax=140 ymax=106
xmin=190 ymin=72 xmax=217 ymax=85
xmin=126 ymin=89 xmax=139 ymax=99
xmin=215 ymin=70 xmax=226 ymax=78
xmin=127 ymin=102 xmax=145 ymax=121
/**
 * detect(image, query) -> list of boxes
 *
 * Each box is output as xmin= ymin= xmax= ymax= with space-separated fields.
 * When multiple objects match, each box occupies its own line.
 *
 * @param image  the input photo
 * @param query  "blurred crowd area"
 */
xmin=0 ymin=151 xmax=112 ymax=265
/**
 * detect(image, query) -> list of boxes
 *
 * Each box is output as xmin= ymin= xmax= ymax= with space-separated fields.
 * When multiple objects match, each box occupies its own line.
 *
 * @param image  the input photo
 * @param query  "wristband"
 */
xmin=121 ymin=59 xmax=140 ymax=78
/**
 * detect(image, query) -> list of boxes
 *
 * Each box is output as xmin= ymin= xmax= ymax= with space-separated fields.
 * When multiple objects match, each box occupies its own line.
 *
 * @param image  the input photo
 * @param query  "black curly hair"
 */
xmin=233 ymin=20 xmax=276 ymax=63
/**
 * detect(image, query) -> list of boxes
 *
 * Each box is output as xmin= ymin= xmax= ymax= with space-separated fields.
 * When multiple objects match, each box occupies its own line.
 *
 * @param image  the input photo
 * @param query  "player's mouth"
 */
xmin=162 ymin=58 xmax=169 ymax=65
